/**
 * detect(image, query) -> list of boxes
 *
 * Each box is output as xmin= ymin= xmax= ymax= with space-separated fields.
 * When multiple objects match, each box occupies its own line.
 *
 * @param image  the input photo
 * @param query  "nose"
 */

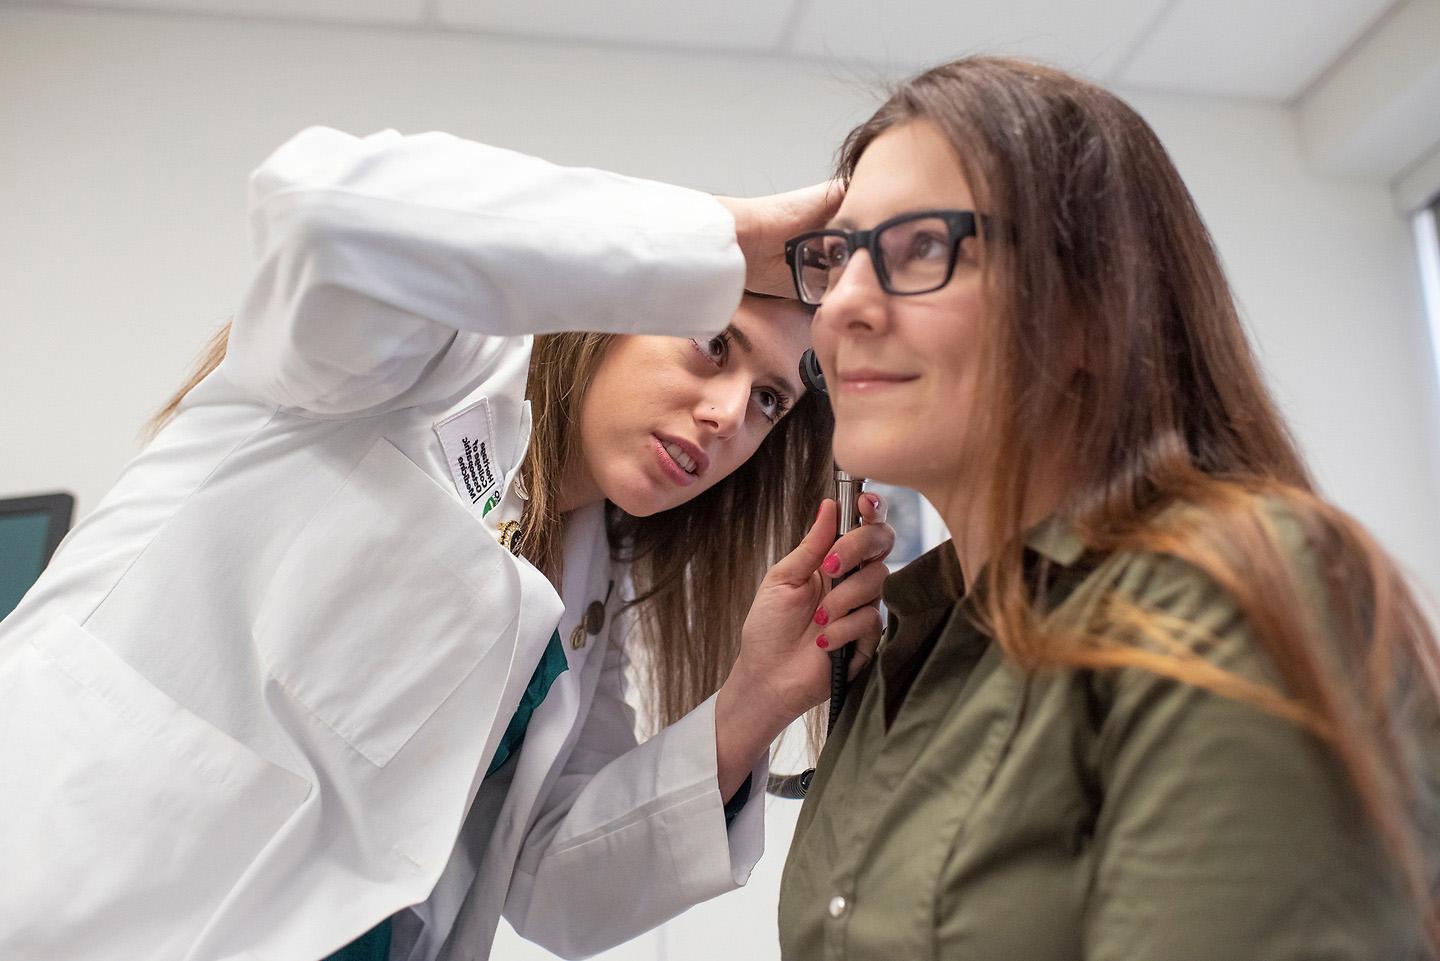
xmin=696 ymin=373 xmax=750 ymax=440
xmin=814 ymin=248 xmax=889 ymax=338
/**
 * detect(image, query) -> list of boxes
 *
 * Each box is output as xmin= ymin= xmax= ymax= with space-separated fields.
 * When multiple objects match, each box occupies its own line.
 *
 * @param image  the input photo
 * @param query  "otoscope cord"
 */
xmin=827 ymin=644 xmax=852 ymax=731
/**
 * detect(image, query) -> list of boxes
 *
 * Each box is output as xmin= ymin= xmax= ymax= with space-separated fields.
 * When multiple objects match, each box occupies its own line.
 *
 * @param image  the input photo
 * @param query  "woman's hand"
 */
xmin=714 ymin=493 xmax=894 ymax=798
xmin=717 ymin=182 xmax=843 ymax=298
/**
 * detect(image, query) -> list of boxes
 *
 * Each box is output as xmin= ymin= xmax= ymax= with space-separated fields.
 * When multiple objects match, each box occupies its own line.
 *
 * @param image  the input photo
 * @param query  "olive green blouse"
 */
xmin=779 ymin=509 xmax=1440 ymax=960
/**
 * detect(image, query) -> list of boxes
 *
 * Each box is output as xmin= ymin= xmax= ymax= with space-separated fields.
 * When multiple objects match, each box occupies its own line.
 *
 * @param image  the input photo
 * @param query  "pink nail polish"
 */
xmin=814 ymin=607 xmax=829 ymax=627
xmin=823 ymin=553 xmax=842 ymax=575
xmin=816 ymin=635 xmax=829 ymax=649
xmin=865 ymin=493 xmax=882 ymax=512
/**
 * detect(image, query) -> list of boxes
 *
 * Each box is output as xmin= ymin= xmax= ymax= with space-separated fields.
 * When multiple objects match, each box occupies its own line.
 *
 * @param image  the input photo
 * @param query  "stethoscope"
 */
xmin=766 ymin=349 xmax=865 ymax=800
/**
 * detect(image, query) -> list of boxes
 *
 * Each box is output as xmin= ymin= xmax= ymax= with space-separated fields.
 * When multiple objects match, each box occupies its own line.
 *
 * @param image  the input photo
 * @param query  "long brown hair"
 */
xmin=517 ymin=320 xmax=832 ymax=728
xmin=839 ymin=57 xmax=1440 ymax=943
xmin=151 ymin=305 xmax=832 ymax=732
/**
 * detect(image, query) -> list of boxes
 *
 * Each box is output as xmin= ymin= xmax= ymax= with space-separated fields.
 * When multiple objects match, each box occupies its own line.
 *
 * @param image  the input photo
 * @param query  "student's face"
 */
xmin=811 ymin=120 xmax=987 ymax=505
xmin=572 ymin=297 xmax=812 ymax=517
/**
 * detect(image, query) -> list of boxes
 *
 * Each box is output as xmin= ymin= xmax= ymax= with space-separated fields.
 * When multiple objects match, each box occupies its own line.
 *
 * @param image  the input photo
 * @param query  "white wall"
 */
xmin=3 ymin=6 xmax=1440 ymax=960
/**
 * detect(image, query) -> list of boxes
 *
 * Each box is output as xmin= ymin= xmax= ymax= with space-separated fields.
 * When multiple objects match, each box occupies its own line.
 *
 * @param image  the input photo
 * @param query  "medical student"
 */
xmin=0 ymin=127 xmax=893 ymax=961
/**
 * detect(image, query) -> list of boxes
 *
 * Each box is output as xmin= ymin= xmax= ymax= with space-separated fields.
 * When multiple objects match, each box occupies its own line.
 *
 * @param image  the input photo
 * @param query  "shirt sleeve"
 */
xmin=723 ymin=773 xmax=753 ymax=827
xmin=502 ymin=633 xmax=767 ymax=960
xmin=1082 ymin=551 xmax=1423 ymax=961
xmin=225 ymin=127 xmax=744 ymax=415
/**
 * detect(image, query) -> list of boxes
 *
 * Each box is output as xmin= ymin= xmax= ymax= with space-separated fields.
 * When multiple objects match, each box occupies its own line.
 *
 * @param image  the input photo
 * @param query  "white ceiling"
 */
xmin=1117 ymin=0 xmax=1397 ymax=99
xmin=17 ymin=0 xmax=1407 ymax=102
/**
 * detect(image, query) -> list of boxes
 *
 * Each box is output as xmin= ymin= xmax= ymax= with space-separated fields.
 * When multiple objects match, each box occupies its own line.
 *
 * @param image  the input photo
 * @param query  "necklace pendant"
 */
xmin=571 ymin=583 xmax=615 ymax=650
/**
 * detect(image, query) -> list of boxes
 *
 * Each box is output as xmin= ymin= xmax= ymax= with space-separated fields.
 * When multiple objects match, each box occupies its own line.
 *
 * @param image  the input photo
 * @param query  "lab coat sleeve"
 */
xmin=226 ymin=126 xmax=745 ymax=414
xmin=503 ymin=636 xmax=768 ymax=960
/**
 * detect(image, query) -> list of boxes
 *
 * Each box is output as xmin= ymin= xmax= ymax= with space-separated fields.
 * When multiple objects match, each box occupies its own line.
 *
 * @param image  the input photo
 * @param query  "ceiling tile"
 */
xmin=436 ymin=0 xmax=799 ymax=52
xmin=63 ymin=0 xmax=427 ymax=26
xmin=784 ymin=0 xmax=1173 ymax=79
xmin=1118 ymin=0 xmax=1396 ymax=100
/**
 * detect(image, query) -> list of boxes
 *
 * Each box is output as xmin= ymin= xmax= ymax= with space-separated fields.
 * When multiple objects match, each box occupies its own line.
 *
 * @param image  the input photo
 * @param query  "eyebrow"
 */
xmin=725 ymin=322 xmax=803 ymax=400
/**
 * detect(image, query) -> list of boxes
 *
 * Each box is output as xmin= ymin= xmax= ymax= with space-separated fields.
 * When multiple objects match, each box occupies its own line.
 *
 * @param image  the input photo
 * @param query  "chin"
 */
xmin=599 ymin=475 xmax=671 ymax=518
xmin=614 ymin=499 xmax=663 ymax=518
xmin=832 ymin=431 xmax=903 ymax=486
xmin=835 ymin=420 xmax=961 ymax=490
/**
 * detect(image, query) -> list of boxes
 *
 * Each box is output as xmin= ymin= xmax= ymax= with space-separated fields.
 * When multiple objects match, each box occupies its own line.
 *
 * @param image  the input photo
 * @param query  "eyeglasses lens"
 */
xmin=795 ymin=235 xmax=845 ymax=305
xmin=877 ymin=216 xmax=954 ymax=295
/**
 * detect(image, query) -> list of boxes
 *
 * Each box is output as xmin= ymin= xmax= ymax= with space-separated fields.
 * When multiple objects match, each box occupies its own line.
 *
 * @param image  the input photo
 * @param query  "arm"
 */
xmin=1083 ymin=556 xmax=1421 ymax=961
xmin=227 ymin=127 xmax=745 ymax=413
xmin=505 ymin=494 xmax=894 ymax=958
xmin=504 ymin=634 xmax=768 ymax=960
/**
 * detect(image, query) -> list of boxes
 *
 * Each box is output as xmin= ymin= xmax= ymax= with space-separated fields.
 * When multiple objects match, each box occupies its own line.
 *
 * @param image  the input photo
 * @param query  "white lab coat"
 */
xmin=0 ymin=128 xmax=768 ymax=961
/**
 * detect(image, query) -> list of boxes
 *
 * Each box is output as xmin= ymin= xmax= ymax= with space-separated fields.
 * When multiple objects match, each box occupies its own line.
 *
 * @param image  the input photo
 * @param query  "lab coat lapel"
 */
xmin=493 ymin=501 xmax=607 ymax=846
xmin=436 ymin=503 xmax=611 ymax=960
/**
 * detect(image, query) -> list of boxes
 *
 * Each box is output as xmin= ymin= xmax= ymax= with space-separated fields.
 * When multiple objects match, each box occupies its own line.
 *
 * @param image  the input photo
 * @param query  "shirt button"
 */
xmin=828 ymin=895 xmax=848 ymax=918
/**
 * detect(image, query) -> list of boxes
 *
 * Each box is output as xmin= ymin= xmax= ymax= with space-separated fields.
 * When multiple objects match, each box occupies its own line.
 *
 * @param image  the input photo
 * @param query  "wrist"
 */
xmin=714 ymin=196 xmax=753 ymax=248
xmin=716 ymin=667 xmax=794 ymax=749
xmin=714 ymin=675 xmax=788 ymax=801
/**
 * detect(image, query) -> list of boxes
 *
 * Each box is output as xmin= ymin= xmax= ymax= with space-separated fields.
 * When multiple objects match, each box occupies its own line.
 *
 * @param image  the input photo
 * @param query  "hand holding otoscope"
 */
xmin=767 ymin=349 xmax=879 ymax=799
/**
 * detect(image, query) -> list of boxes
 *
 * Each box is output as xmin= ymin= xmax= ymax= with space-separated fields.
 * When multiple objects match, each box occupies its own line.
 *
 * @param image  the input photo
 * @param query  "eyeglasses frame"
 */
xmin=784 ymin=208 xmax=987 ymax=306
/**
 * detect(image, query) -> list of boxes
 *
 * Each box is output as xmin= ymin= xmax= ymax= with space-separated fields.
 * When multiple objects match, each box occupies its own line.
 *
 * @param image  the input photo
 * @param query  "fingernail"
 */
xmin=816 ymin=503 xmax=825 ymax=521
xmin=813 ymin=607 xmax=829 ymax=626
xmin=865 ymin=493 xmax=882 ymax=512
xmin=816 ymin=634 xmax=829 ymax=649
xmin=823 ymin=553 xmax=842 ymax=575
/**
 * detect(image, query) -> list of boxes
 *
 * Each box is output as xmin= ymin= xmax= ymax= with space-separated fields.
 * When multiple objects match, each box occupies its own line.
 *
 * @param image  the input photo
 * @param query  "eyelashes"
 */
xmin=689 ymin=332 xmax=792 ymax=423
xmin=693 ymin=330 xmax=731 ymax=365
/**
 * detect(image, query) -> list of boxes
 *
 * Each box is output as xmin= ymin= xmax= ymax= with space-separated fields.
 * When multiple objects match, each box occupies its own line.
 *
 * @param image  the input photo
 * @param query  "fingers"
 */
xmin=771 ymin=490 xmax=891 ymax=592
xmin=847 ymin=643 xmax=878 ymax=681
xmin=820 ymin=517 xmax=895 ymax=582
xmin=813 ymin=556 xmax=885 ymax=631
xmin=815 ymin=603 xmax=884 ymax=676
xmin=811 ymin=489 xmax=886 ymax=676
xmin=772 ymin=180 xmax=844 ymax=237
xmin=718 ymin=182 xmax=845 ymax=298
xmin=768 ymin=499 xmax=837 ymax=586
xmin=858 ymin=490 xmax=888 ymax=526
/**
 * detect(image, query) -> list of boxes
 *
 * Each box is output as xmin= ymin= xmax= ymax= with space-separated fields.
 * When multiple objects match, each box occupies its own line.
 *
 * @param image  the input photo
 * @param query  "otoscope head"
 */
xmin=799 ymin=349 xmax=828 ymax=396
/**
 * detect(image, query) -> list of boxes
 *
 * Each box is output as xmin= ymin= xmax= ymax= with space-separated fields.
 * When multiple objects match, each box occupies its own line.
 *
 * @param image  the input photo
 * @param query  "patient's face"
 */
xmin=811 ymin=120 xmax=987 ymax=507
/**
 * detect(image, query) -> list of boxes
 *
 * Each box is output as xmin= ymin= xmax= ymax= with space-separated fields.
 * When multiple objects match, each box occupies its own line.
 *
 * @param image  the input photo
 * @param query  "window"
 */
xmin=1416 ymin=197 xmax=1440 ymax=385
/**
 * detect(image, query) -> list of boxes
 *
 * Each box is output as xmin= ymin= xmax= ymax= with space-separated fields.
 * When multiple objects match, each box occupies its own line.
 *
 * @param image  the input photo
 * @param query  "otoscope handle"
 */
xmin=766 ymin=475 xmax=867 ymax=800
xmin=826 ymin=471 xmax=865 ymax=731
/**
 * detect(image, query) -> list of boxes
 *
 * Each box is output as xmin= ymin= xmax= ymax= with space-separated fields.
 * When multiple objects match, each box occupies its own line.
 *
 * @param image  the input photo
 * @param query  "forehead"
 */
xmin=834 ymin=120 xmax=977 ymax=228
xmin=733 ymin=297 xmax=813 ymax=351
xmin=732 ymin=296 xmax=813 ymax=396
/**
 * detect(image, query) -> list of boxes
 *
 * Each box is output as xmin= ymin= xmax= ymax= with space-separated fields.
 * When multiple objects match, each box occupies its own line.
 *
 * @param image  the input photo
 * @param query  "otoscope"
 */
xmin=766 ymin=348 xmax=865 ymax=800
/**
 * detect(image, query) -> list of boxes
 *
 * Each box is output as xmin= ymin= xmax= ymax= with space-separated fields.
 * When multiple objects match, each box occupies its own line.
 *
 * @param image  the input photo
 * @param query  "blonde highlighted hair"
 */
xmin=838 ymin=56 xmax=1440 ymax=943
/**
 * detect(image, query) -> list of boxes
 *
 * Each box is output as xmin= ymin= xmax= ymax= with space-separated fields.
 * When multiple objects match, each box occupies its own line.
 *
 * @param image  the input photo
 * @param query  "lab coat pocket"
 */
xmin=254 ymin=436 xmax=509 ymax=768
xmin=0 ymin=616 xmax=310 ymax=960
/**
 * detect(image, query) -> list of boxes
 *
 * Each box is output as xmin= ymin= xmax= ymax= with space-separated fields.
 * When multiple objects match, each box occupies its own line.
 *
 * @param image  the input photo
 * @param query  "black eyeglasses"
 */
xmin=784 ymin=209 xmax=987 ymax=306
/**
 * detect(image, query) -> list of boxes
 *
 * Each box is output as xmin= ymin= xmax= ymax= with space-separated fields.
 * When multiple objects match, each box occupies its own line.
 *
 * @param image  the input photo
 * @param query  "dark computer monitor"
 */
xmin=0 ymin=492 xmax=75 ymax=621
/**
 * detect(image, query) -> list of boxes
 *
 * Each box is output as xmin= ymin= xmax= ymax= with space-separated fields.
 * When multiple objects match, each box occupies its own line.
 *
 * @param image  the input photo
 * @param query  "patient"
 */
xmin=778 ymin=56 xmax=1440 ymax=960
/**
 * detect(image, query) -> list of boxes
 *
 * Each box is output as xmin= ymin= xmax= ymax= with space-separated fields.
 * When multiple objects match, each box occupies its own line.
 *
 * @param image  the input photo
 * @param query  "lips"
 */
xmin=663 ymin=442 xmax=698 ymax=473
xmin=652 ymin=434 xmax=707 ymax=486
xmin=836 ymin=368 xmax=920 ymax=394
